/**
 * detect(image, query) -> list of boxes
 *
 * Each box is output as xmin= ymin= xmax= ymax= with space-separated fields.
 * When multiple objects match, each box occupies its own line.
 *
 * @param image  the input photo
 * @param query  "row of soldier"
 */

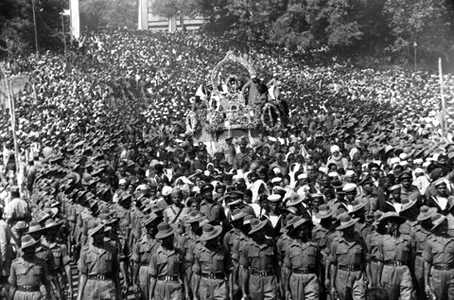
xmin=4 ymin=174 xmax=454 ymax=300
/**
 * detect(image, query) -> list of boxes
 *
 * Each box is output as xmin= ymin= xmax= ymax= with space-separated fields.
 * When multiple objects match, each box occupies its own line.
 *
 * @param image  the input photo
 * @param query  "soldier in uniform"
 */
xmin=376 ymin=212 xmax=413 ymax=300
xmin=349 ymin=200 xmax=371 ymax=242
xmin=327 ymin=213 xmax=366 ymax=300
xmin=77 ymin=222 xmax=122 ymax=300
xmin=199 ymin=184 xmax=226 ymax=224
xmin=149 ymin=222 xmax=189 ymax=300
xmin=193 ymin=224 xmax=233 ymax=300
xmin=365 ymin=210 xmax=384 ymax=288
xmin=412 ymin=206 xmax=436 ymax=300
xmin=131 ymin=213 xmax=161 ymax=300
xmin=284 ymin=217 xmax=320 ymax=300
xmin=231 ymin=215 xmax=252 ymax=300
xmin=41 ymin=218 xmax=73 ymax=300
xmin=240 ymin=218 xmax=281 ymax=300
xmin=424 ymin=213 xmax=454 ymax=300
xmin=8 ymin=235 xmax=57 ymax=300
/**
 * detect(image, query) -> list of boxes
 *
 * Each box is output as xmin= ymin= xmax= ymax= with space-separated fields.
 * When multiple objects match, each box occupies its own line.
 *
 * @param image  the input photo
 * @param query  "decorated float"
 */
xmin=185 ymin=51 xmax=283 ymax=154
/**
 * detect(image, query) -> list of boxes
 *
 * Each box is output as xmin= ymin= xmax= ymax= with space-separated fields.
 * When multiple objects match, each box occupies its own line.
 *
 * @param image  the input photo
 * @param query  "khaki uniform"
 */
xmin=193 ymin=244 xmax=232 ymax=300
xmin=8 ymin=257 xmax=49 ymax=300
xmin=131 ymin=234 xmax=160 ymax=299
xmin=239 ymin=238 xmax=278 ymax=300
xmin=150 ymin=246 xmax=185 ymax=300
xmin=411 ymin=225 xmax=430 ymax=300
xmin=328 ymin=236 xmax=366 ymax=300
xmin=376 ymin=234 xmax=413 ymax=300
xmin=78 ymin=243 xmax=119 ymax=300
xmin=423 ymin=235 xmax=454 ymax=300
xmin=365 ymin=231 xmax=383 ymax=287
xmin=284 ymin=240 xmax=319 ymax=300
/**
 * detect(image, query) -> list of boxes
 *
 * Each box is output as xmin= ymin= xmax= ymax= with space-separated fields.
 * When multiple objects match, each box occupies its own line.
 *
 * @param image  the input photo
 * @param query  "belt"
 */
xmin=292 ymin=267 xmax=316 ymax=274
xmin=433 ymin=263 xmax=454 ymax=271
xmin=338 ymin=265 xmax=361 ymax=272
xmin=157 ymin=275 xmax=179 ymax=282
xmin=250 ymin=269 xmax=274 ymax=277
xmin=140 ymin=262 xmax=150 ymax=266
xmin=384 ymin=261 xmax=406 ymax=267
xmin=201 ymin=272 xmax=225 ymax=280
xmin=88 ymin=274 xmax=113 ymax=280
xmin=17 ymin=285 xmax=40 ymax=292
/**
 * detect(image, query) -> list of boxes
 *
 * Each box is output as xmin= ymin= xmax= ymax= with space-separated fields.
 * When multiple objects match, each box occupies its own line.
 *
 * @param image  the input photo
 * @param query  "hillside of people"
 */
xmin=1 ymin=28 xmax=454 ymax=300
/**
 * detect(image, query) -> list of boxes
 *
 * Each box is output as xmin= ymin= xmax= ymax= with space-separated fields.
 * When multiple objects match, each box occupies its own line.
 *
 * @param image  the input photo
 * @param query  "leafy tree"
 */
xmin=0 ymin=0 xmax=65 ymax=59
xmin=384 ymin=0 xmax=454 ymax=61
xmin=79 ymin=0 xmax=137 ymax=30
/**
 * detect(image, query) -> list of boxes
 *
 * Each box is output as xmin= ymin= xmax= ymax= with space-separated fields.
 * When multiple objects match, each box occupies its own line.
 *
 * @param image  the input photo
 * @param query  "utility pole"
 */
xmin=413 ymin=41 xmax=417 ymax=71
xmin=62 ymin=13 xmax=67 ymax=61
xmin=31 ymin=0 xmax=39 ymax=55
xmin=439 ymin=57 xmax=447 ymax=139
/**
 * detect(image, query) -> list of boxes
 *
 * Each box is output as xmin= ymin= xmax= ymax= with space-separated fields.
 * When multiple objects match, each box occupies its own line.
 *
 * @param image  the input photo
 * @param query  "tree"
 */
xmin=384 ymin=0 xmax=454 ymax=61
xmin=79 ymin=0 xmax=137 ymax=30
xmin=0 ymin=0 xmax=65 ymax=59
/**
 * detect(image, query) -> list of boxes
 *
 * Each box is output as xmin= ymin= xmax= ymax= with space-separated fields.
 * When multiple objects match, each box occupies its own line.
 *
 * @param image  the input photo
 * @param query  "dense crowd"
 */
xmin=0 ymin=29 xmax=454 ymax=300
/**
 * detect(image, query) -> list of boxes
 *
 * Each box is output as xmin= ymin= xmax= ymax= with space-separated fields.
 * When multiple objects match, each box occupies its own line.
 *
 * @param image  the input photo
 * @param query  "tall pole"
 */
xmin=413 ymin=41 xmax=417 ymax=72
xmin=31 ymin=0 xmax=39 ymax=55
xmin=439 ymin=57 xmax=447 ymax=139
xmin=62 ymin=14 xmax=67 ymax=61
xmin=3 ymin=75 xmax=19 ymax=176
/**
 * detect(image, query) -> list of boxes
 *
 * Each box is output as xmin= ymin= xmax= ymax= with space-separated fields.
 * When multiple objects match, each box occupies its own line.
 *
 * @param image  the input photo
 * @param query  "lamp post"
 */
xmin=31 ymin=0 xmax=39 ymax=55
xmin=413 ymin=41 xmax=417 ymax=71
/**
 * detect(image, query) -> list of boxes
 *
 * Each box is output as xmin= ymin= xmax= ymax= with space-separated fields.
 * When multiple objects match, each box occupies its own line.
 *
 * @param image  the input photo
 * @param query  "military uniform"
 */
xmin=365 ymin=230 xmax=383 ymax=287
xmin=328 ymin=235 xmax=366 ymax=300
xmin=193 ymin=244 xmax=232 ymax=300
xmin=131 ymin=234 xmax=160 ymax=299
xmin=377 ymin=234 xmax=413 ymax=300
xmin=150 ymin=245 xmax=185 ymax=300
xmin=423 ymin=234 xmax=454 ymax=300
xmin=284 ymin=239 xmax=320 ymax=300
xmin=8 ymin=256 xmax=49 ymax=300
xmin=78 ymin=242 xmax=120 ymax=299
xmin=239 ymin=238 xmax=278 ymax=300
xmin=411 ymin=224 xmax=431 ymax=299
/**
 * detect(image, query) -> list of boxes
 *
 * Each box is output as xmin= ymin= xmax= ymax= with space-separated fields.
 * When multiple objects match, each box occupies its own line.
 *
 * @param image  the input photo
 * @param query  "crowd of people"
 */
xmin=0 ymin=29 xmax=454 ymax=300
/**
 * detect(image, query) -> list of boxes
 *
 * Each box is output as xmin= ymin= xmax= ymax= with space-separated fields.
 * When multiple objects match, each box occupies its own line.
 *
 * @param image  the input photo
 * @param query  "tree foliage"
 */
xmin=80 ymin=0 xmax=137 ymax=30
xmin=0 ymin=0 xmax=65 ymax=59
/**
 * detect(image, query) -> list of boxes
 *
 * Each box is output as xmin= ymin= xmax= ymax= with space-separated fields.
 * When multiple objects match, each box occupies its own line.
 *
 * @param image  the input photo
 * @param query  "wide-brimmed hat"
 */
xmin=28 ymin=222 xmax=46 ymax=235
xmin=43 ymin=218 xmax=62 ymax=230
xmin=417 ymin=206 xmax=437 ymax=222
xmin=199 ymin=224 xmax=223 ymax=241
xmin=155 ymin=222 xmax=175 ymax=239
xmin=349 ymin=200 xmax=367 ymax=214
xmin=399 ymin=198 xmax=418 ymax=214
xmin=248 ymin=218 xmax=268 ymax=235
xmin=431 ymin=213 xmax=447 ymax=231
xmin=231 ymin=210 xmax=246 ymax=222
xmin=143 ymin=213 xmax=160 ymax=227
xmin=88 ymin=223 xmax=105 ymax=236
xmin=378 ymin=212 xmax=406 ymax=227
xmin=286 ymin=194 xmax=305 ymax=207
xmin=187 ymin=211 xmax=204 ymax=224
xmin=336 ymin=213 xmax=359 ymax=230
xmin=291 ymin=217 xmax=312 ymax=231
xmin=98 ymin=213 xmax=120 ymax=226
xmin=21 ymin=235 xmax=39 ymax=250
xmin=315 ymin=204 xmax=335 ymax=219
xmin=388 ymin=184 xmax=401 ymax=192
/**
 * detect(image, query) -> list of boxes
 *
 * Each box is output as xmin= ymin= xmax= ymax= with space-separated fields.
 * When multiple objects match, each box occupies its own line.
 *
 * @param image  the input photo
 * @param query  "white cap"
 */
xmin=297 ymin=173 xmax=308 ymax=180
xmin=342 ymin=183 xmax=357 ymax=192
xmin=345 ymin=170 xmax=355 ymax=177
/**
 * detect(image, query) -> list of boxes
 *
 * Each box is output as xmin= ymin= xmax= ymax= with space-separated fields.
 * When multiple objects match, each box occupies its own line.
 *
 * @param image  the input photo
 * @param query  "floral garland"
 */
xmin=185 ymin=111 xmax=200 ymax=135
xmin=261 ymin=103 xmax=282 ymax=131
xmin=203 ymin=110 xmax=225 ymax=133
